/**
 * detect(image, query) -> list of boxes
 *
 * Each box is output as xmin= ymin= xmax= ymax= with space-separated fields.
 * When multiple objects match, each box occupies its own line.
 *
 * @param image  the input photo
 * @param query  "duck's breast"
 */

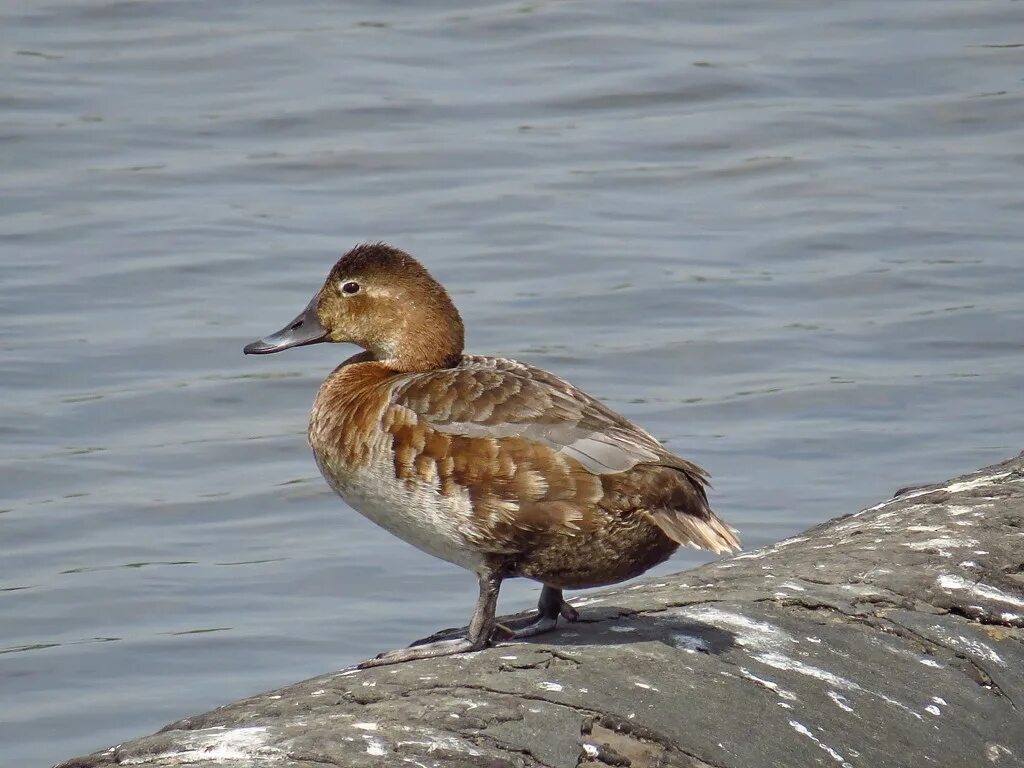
xmin=313 ymin=445 xmax=485 ymax=573
xmin=308 ymin=361 xmax=487 ymax=574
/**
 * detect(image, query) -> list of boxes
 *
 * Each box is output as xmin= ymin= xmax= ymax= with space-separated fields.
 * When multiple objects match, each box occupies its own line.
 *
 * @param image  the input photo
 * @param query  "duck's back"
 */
xmin=309 ymin=354 xmax=738 ymax=584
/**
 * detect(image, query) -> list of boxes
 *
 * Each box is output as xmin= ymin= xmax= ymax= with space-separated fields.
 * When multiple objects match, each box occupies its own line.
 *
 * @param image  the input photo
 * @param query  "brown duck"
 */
xmin=244 ymin=243 xmax=739 ymax=666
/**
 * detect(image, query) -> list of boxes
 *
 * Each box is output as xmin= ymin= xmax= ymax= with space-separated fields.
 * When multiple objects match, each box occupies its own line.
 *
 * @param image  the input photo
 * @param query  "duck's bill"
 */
xmin=243 ymin=297 xmax=327 ymax=355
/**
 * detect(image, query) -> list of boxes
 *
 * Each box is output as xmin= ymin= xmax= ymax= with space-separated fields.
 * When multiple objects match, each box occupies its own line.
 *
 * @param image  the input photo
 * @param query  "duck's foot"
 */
xmin=501 ymin=585 xmax=579 ymax=639
xmin=558 ymin=600 xmax=580 ymax=623
xmin=504 ymin=615 xmax=558 ymax=639
xmin=355 ymin=583 xmax=581 ymax=667
xmin=358 ymin=636 xmax=488 ymax=668
xmin=357 ymin=571 xmax=502 ymax=668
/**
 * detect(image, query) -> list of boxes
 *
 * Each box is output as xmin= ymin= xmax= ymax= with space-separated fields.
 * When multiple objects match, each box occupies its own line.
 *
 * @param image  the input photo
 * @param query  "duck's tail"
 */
xmin=649 ymin=507 xmax=741 ymax=555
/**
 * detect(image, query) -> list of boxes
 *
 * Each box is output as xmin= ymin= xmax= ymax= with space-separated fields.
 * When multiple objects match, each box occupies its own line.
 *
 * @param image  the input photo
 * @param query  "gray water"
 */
xmin=3 ymin=0 xmax=1023 ymax=764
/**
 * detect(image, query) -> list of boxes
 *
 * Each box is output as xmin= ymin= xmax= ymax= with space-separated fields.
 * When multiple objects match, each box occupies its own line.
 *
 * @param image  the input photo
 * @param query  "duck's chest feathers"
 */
xmin=308 ymin=364 xmax=485 ymax=573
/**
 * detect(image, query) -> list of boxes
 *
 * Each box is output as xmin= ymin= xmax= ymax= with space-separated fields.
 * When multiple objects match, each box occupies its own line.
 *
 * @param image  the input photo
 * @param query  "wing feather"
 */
xmin=392 ymin=356 xmax=668 ymax=476
xmin=383 ymin=355 xmax=735 ymax=554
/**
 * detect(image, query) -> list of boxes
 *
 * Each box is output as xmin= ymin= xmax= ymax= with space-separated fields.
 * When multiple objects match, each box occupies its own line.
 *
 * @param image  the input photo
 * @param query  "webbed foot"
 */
xmin=355 ymin=583 xmax=581 ymax=667
xmin=502 ymin=585 xmax=578 ymax=639
xmin=358 ymin=636 xmax=488 ymax=668
xmin=357 ymin=571 xmax=502 ymax=668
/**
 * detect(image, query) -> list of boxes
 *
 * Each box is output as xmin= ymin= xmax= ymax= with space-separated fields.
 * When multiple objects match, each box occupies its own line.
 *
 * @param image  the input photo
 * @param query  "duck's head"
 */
xmin=243 ymin=243 xmax=465 ymax=372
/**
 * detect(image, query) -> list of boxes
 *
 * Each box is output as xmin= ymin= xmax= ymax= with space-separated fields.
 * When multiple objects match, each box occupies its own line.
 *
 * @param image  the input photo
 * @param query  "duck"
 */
xmin=244 ymin=243 xmax=739 ymax=666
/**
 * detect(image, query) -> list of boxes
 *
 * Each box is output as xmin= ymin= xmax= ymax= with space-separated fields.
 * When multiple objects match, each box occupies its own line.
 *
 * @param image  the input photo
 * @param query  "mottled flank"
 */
xmin=310 ymin=351 xmax=737 ymax=588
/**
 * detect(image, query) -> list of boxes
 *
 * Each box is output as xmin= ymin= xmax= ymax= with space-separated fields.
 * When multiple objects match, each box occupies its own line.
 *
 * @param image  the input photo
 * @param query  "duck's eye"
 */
xmin=340 ymin=281 xmax=360 ymax=295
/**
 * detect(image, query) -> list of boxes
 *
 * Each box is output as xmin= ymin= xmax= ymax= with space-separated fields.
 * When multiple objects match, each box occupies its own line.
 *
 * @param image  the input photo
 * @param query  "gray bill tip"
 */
xmin=242 ymin=297 xmax=327 ymax=355
xmin=243 ymin=338 xmax=280 ymax=355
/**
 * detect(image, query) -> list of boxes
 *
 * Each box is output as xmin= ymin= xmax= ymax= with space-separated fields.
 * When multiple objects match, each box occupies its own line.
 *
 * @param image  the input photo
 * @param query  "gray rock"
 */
xmin=56 ymin=456 xmax=1024 ymax=768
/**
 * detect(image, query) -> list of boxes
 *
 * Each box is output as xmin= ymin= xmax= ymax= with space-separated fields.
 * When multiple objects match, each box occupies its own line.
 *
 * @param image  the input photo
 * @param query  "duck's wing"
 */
xmin=391 ymin=355 xmax=695 ymax=477
xmin=384 ymin=357 xmax=738 ymax=554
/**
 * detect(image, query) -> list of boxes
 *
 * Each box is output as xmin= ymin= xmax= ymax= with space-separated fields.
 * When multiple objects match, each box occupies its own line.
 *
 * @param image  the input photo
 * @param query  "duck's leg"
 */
xmin=504 ymin=585 xmax=579 ymax=639
xmin=358 ymin=572 xmax=501 ymax=668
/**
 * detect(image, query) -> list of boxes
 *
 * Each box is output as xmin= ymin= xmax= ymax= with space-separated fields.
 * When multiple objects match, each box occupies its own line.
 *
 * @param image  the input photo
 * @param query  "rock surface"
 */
xmin=57 ymin=456 xmax=1024 ymax=768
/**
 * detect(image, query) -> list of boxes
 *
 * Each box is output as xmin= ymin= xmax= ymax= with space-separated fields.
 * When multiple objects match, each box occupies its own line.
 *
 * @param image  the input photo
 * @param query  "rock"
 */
xmin=56 ymin=456 xmax=1024 ymax=768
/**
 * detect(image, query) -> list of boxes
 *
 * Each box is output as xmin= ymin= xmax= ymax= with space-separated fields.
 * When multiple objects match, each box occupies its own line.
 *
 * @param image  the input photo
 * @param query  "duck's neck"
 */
xmin=375 ymin=301 xmax=465 ymax=374
xmin=376 ymin=336 xmax=460 ymax=372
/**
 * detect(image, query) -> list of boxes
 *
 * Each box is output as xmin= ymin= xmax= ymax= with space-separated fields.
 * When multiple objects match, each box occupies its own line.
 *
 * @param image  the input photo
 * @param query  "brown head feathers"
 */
xmin=314 ymin=243 xmax=465 ymax=372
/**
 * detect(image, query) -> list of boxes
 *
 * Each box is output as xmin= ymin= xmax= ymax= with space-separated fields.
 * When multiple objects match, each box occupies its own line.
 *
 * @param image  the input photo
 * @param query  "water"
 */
xmin=3 ymin=0 xmax=1023 ymax=763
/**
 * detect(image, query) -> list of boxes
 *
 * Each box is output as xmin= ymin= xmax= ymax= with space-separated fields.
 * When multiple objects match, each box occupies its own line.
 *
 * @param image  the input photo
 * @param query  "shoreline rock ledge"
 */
xmin=58 ymin=455 xmax=1024 ymax=768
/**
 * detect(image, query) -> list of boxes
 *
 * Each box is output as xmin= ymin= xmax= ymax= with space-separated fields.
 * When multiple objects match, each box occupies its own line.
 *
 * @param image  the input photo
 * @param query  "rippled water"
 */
xmin=3 ymin=0 xmax=1023 ymax=764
